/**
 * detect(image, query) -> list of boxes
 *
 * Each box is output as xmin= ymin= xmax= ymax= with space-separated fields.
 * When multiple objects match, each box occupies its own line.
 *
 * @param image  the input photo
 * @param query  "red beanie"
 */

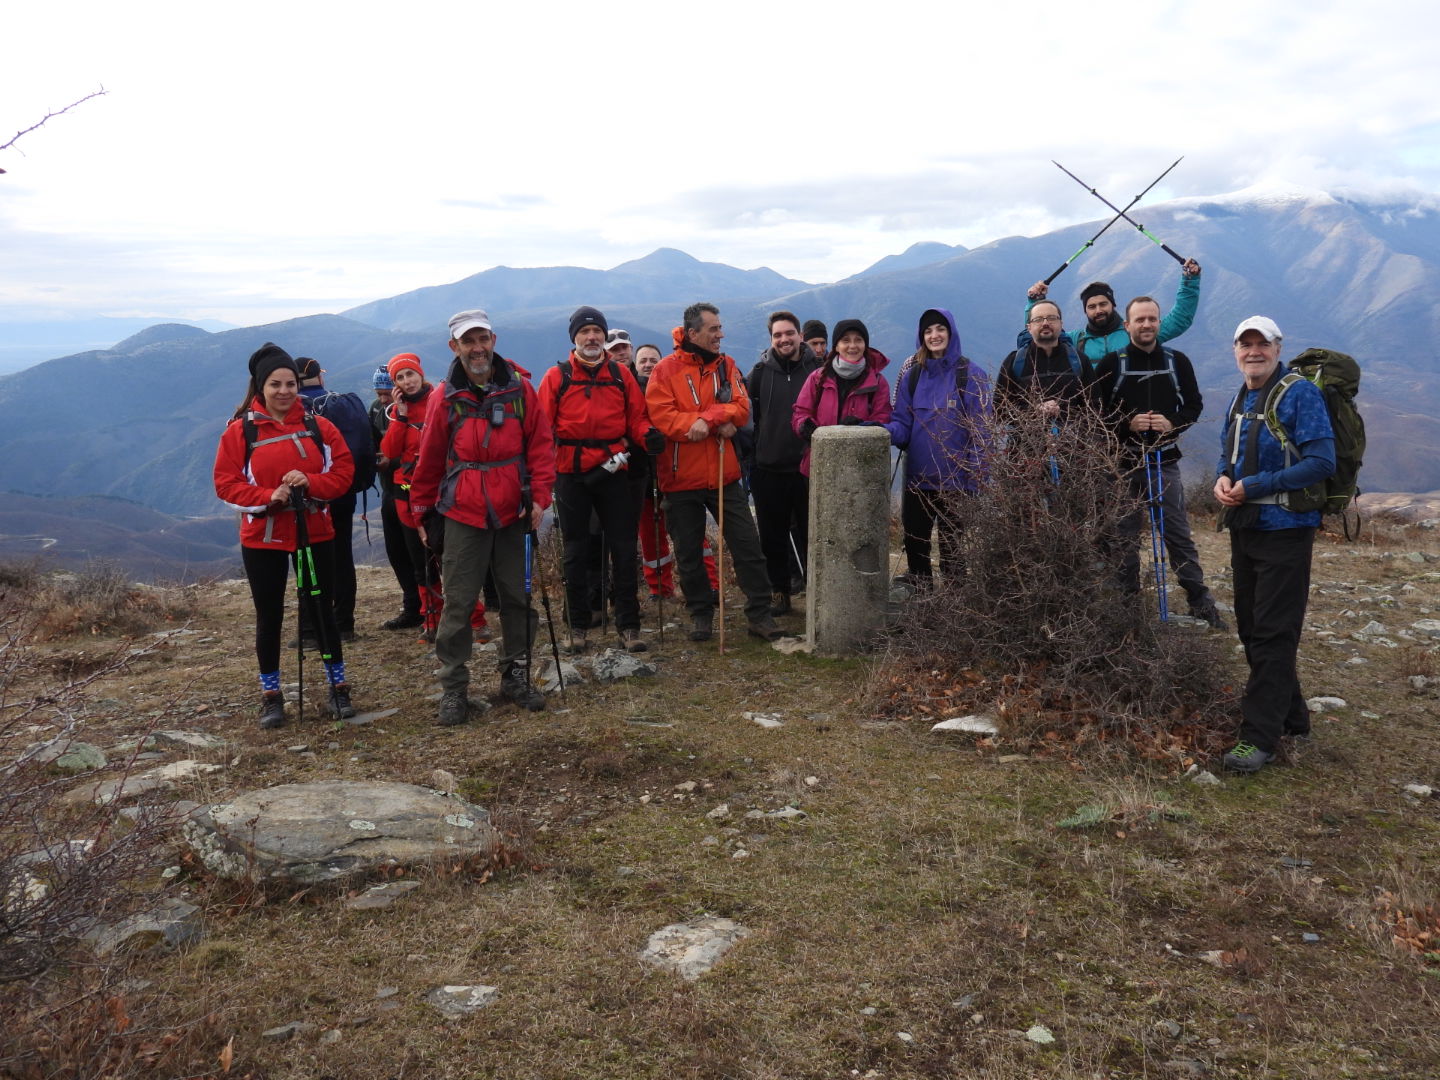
xmin=387 ymin=353 xmax=424 ymax=382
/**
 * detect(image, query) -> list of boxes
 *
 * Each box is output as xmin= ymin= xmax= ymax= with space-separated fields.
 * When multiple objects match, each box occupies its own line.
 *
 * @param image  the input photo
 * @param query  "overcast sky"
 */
xmin=4 ymin=0 xmax=1438 ymax=327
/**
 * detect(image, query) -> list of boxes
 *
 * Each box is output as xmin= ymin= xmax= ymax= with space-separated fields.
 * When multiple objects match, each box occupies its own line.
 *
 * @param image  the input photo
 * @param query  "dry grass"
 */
xmin=2 ymin=523 xmax=1439 ymax=1078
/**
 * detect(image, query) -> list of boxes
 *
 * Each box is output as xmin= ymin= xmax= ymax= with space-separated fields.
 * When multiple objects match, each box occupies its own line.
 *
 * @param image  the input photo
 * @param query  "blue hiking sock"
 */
xmin=324 ymin=660 xmax=347 ymax=686
xmin=260 ymin=670 xmax=281 ymax=693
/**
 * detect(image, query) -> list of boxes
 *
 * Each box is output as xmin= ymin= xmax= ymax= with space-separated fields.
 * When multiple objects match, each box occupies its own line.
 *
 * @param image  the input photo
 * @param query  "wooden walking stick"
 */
xmin=715 ymin=435 xmax=726 ymax=654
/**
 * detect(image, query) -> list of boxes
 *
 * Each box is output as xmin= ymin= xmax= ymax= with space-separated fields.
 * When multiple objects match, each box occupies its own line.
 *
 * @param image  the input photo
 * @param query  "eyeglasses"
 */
xmin=1027 ymin=315 xmax=1062 ymax=325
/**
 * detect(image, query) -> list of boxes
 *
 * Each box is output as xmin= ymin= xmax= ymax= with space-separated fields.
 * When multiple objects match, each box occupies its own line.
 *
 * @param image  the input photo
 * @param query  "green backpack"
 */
xmin=1238 ymin=348 xmax=1364 ymax=518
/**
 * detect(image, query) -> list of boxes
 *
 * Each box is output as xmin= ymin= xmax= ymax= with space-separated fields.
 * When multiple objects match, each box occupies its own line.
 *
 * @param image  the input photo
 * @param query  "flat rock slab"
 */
xmin=931 ymin=714 xmax=998 ymax=735
xmin=536 ymin=658 xmax=585 ymax=694
xmin=85 ymin=897 xmax=203 ymax=955
xmin=588 ymin=649 xmax=657 ymax=683
xmin=426 ymin=984 xmax=498 ymax=1018
xmin=639 ymin=916 xmax=751 ymax=981
xmin=65 ymin=760 xmax=223 ymax=806
xmin=344 ymin=708 xmax=399 ymax=727
xmin=18 ymin=739 xmax=106 ymax=772
xmin=147 ymin=731 xmax=230 ymax=752
xmin=345 ymin=879 xmax=422 ymax=910
xmin=183 ymin=781 xmax=499 ymax=884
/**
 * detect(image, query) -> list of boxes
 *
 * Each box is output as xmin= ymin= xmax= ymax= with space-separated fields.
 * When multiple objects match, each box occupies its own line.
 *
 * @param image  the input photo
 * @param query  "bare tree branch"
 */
xmin=0 ymin=87 xmax=108 ymax=170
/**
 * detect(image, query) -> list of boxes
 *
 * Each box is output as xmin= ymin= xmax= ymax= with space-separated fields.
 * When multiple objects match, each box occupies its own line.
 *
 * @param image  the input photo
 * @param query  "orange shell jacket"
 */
xmin=644 ymin=328 xmax=751 ymax=493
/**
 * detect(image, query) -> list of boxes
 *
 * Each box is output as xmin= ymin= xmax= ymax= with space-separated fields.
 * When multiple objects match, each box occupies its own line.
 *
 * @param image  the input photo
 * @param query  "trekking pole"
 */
xmin=1047 ymin=423 xmax=1061 ymax=486
xmin=1040 ymin=156 xmax=1184 ymax=284
xmin=1144 ymin=448 xmax=1169 ymax=621
xmin=523 ymin=530 xmax=541 ymax=699
xmin=549 ymin=517 xmax=571 ymax=636
xmin=716 ymin=437 xmax=726 ymax=655
xmin=291 ymin=489 xmax=334 ymax=720
xmin=788 ymin=529 xmax=805 ymax=581
xmin=531 ymin=528 xmax=567 ymax=704
xmin=1053 ymin=158 xmax=1188 ymax=266
xmin=651 ymin=473 xmax=665 ymax=647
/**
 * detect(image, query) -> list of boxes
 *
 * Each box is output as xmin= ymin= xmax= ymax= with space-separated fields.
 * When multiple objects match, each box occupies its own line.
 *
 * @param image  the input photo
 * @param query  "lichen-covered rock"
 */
xmin=182 ymin=781 xmax=499 ymax=884
xmin=588 ymin=648 xmax=656 ymax=684
xmin=638 ymin=916 xmax=751 ymax=981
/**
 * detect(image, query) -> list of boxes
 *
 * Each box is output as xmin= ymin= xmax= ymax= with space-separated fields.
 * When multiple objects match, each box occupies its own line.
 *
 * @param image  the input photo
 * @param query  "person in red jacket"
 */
xmin=537 ymin=307 xmax=662 ymax=654
xmin=213 ymin=343 xmax=356 ymax=728
xmin=645 ymin=302 xmax=784 ymax=643
xmin=409 ymin=309 xmax=557 ymax=724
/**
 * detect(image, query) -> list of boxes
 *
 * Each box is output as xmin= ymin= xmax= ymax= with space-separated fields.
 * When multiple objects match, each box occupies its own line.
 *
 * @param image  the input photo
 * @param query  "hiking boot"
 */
xmin=621 ymin=628 xmax=648 ymax=653
xmin=747 ymin=616 xmax=784 ymax=642
xmin=1222 ymin=741 xmax=1275 ymax=774
xmin=340 ymin=629 xmax=358 ymax=643
xmin=258 ymin=691 xmax=286 ymax=729
xmin=472 ymin=623 xmax=493 ymax=644
xmin=500 ymin=663 xmax=545 ymax=712
xmin=568 ymin=627 xmax=589 ymax=654
xmin=790 ymin=574 xmax=807 ymax=597
xmin=327 ymin=681 xmax=356 ymax=720
xmin=382 ymin=610 xmax=423 ymax=631
xmin=437 ymin=688 xmax=470 ymax=727
xmin=1190 ymin=600 xmax=1229 ymax=631
xmin=419 ymin=627 xmax=437 ymax=645
xmin=690 ymin=613 xmax=713 ymax=642
xmin=770 ymin=592 xmax=792 ymax=617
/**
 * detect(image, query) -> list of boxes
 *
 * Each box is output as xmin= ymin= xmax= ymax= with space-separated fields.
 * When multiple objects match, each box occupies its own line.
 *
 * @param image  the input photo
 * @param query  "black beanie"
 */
xmin=569 ymin=306 xmax=609 ymax=342
xmin=248 ymin=342 xmax=299 ymax=385
xmin=831 ymin=318 xmax=870 ymax=350
xmin=1080 ymin=282 xmax=1115 ymax=307
xmin=802 ymin=319 xmax=827 ymax=342
xmin=919 ymin=309 xmax=948 ymax=334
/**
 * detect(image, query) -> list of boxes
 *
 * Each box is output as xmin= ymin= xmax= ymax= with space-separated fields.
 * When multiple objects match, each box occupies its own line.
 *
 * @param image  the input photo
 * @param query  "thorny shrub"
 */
xmin=881 ymin=385 xmax=1232 ymax=746
xmin=7 ymin=558 xmax=201 ymax=642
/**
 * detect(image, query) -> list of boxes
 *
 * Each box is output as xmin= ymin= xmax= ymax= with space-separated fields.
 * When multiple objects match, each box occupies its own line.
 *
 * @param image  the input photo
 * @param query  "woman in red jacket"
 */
xmin=213 ymin=343 xmax=356 ymax=728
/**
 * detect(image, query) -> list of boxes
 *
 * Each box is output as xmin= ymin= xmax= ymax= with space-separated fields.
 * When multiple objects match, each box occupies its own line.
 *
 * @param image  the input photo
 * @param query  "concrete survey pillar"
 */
xmin=806 ymin=425 xmax=891 ymax=655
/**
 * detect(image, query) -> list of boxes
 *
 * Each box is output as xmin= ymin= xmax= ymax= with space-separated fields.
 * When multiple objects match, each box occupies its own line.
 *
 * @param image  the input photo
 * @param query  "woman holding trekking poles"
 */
xmin=214 ymin=343 xmax=356 ymax=728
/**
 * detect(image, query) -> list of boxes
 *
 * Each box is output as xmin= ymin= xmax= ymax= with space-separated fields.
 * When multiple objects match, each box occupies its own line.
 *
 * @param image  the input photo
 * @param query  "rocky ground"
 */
xmin=3 ymin=515 xmax=1438 ymax=1080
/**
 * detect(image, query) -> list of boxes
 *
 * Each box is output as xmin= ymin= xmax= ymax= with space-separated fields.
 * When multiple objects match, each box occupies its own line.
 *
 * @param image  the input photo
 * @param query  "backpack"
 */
xmin=305 ymin=390 xmax=376 ymax=496
xmin=552 ymin=358 xmax=636 ymax=472
xmin=1225 ymin=348 xmax=1364 ymax=519
xmin=907 ymin=355 xmax=972 ymax=400
xmin=240 ymin=410 xmax=322 ymax=472
xmin=1111 ymin=346 xmax=1181 ymax=401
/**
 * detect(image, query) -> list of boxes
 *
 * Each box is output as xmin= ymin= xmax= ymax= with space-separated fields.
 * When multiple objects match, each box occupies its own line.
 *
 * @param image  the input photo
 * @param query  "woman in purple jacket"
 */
xmin=791 ymin=318 xmax=893 ymax=476
xmin=884 ymin=308 xmax=992 ymax=586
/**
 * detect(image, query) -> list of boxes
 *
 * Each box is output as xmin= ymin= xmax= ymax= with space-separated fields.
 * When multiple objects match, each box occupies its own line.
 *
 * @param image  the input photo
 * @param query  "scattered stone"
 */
xmin=536 ymin=658 xmax=585 ymax=694
xmin=860 ymin=1006 xmax=877 ymax=1016
xmin=86 ymin=898 xmax=203 ymax=955
xmin=744 ymin=712 xmax=784 ymax=728
xmin=183 ymin=781 xmax=500 ymax=884
xmin=771 ymin=637 xmax=813 ymax=655
xmin=997 ymin=754 xmax=1029 ymax=764
xmin=1164 ymin=1060 xmax=1209 ymax=1078
xmin=1187 ymin=768 xmax=1222 ymax=787
xmin=804 ymin=776 xmax=819 ymax=787
xmin=931 ymin=714 xmax=998 ymax=735
xmin=625 ymin=718 xmax=675 ymax=728
xmin=1025 ymin=1024 xmax=1056 ymax=1044
xmin=1306 ymin=696 xmax=1347 ymax=713
xmin=765 ymin=806 xmax=808 ymax=822
xmin=639 ymin=917 xmax=751 ymax=981
xmin=589 ymin=648 xmax=657 ymax=683
xmin=66 ymin=760 xmax=223 ymax=807
xmin=375 ymin=987 xmax=399 ymax=999
xmin=287 ymin=744 xmax=311 ymax=753
xmin=896 ymin=1031 xmax=914 ymax=1044
xmin=705 ymin=804 xmax=731 ymax=821
xmin=1157 ymin=1019 xmax=1183 ymax=1038
xmin=430 ymin=769 xmax=458 ymax=795
xmin=700 ymin=835 xmax=719 ymax=846
xmin=1302 ymin=932 xmax=1321 ymax=943
xmin=674 ymin=781 xmax=698 ymax=793
xmin=345 ymin=880 xmax=422 ymax=910
xmin=261 ymin=1021 xmax=316 ymax=1042
xmin=1280 ymin=856 xmax=1313 ymax=868
xmin=149 ymin=731 xmax=230 ymax=752
xmin=18 ymin=739 xmax=106 ymax=772
xmin=1403 ymin=784 xmax=1433 ymax=798
xmin=732 ymin=848 xmax=751 ymax=859
xmin=319 ymin=1029 xmax=342 ymax=1045
xmin=425 ymin=984 xmax=498 ymax=1018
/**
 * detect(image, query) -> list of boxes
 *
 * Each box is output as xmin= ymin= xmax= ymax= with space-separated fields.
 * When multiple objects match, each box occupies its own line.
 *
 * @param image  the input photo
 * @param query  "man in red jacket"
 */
xmin=409 ymin=309 xmax=557 ymax=724
xmin=646 ymin=302 xmax=783 ymax=643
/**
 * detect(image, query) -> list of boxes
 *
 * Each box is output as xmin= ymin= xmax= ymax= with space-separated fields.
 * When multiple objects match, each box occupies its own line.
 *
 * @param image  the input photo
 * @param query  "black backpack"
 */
xmin=305 ymin=390 xmax=376 ymax=496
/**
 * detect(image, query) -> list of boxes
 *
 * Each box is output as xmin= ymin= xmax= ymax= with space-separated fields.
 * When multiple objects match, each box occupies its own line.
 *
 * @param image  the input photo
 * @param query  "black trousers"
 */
xmin=664 ymin=482 xmax=771 ymax=622
xmin=750 ymin=466 xmax=808 ymax=593
xmin=554 ymin=470 xmax=641 ymax=632
xmin=1231 ymin=526 xmax=1315 ymax=751
xmin=381 ymin=494 xmax=420 ymax=614
xmin=328 ymin=493 xmax=358 ymax=632
xmin=901 ymin=487 xmax=966 ymax=582
xmin=242 ymin=541 xmax=342 ymax=674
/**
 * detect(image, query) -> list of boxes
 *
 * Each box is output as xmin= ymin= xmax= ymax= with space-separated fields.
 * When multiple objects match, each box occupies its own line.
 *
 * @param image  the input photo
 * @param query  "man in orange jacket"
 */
xmin=645 ymin=302 xmax=784 ymax=642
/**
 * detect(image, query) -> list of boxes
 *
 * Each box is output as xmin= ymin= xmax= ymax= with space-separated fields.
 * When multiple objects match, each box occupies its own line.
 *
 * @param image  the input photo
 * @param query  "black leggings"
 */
xmin=242 ymin=542 xmax=343 ymax=673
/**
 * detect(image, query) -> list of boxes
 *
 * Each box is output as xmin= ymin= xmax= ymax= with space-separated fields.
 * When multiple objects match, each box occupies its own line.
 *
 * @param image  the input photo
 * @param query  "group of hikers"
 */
xmin=213 ymin=257 xmax=1339 ymax=775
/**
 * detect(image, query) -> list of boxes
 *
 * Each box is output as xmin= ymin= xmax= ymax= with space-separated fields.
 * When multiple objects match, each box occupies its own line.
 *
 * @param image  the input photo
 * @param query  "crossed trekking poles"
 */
xmin=1041 ymin=157 xmax=1189 ymax=286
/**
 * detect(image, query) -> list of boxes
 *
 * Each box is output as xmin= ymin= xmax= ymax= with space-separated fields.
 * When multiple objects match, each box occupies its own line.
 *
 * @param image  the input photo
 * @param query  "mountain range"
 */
xmin=1 ymin=184 xmax=1437 ymax=576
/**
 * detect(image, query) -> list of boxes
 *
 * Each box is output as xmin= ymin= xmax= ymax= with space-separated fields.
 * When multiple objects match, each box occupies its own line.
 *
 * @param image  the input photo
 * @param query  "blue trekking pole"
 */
xmin=1144 ymin=448 xmax=1169 ymax=621
xmin=1047 ymin=423 xmax=1061 ymax=486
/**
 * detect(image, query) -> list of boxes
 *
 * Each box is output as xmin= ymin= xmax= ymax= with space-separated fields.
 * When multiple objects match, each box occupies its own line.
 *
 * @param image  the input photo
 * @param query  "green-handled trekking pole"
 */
xmin=1052 ymin=157 xmax=1188 ymax=265
xmin=1040 ymin=156 xmax=1184 ymax=284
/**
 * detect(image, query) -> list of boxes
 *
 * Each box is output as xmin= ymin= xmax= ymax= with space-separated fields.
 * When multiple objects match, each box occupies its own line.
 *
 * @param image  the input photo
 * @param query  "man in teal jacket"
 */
xmin=1025 ymin=258 xmax=1202 ymax=362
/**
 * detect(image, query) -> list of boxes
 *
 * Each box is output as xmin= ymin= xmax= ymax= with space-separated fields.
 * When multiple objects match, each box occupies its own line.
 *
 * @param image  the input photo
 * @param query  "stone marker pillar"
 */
xmin=807 ymin=425 xmax=891 ymax=655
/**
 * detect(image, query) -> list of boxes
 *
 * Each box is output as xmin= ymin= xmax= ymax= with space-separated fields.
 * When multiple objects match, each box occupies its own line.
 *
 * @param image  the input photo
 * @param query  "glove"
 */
xmin=799 ymin=418 xmax=817 ymax=442
xmin=643 ymin=427 xmax=665 ymax=455
xmin=839 ymin=415 xmax=862 ymax=426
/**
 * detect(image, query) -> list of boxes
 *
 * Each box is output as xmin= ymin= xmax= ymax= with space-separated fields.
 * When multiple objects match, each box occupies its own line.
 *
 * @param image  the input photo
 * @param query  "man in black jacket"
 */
xmin=746 ymin=311 xmax=822 ymax=615
xmin=1094 ymin=297 xmax=1225 ymax=628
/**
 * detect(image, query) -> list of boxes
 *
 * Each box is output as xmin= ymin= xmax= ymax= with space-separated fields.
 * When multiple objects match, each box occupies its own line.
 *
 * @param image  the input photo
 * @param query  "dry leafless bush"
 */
xmin=888 ymin=387 xmax=1231 ymax=735
xmin=10 ymin=559 xmax=200 ymax=642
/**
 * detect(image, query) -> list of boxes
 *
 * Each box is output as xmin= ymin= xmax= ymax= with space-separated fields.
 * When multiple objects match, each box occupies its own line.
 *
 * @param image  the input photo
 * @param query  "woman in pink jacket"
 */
xmin=791 ymin=318 xmax=893 ymax=476
xmin=214 ymin=343 xmax=355 ymax=728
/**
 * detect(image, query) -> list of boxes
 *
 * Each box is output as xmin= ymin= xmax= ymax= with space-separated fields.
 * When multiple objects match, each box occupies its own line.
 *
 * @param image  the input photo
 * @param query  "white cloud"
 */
xmin=2 ymin=0 xmax=1437 ymax=324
